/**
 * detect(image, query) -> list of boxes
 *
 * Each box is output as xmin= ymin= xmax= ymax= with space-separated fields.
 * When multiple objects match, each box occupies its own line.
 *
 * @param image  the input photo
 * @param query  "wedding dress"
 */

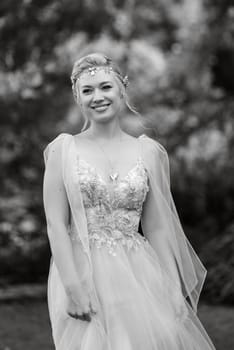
xmin=43 ymin=133 xmax=216 ymax=350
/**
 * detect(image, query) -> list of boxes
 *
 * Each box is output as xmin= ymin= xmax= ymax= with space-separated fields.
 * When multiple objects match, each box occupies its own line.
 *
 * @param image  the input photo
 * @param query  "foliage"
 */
xmin=201 ymin=223 xmax=234 ymax=304
xmin=0 ymin=0 xmax=234 ymax=303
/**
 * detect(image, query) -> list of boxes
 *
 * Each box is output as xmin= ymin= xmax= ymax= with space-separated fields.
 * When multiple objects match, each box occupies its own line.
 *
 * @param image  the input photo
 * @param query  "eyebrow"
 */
xmin=81 ymin=81 xmax=112 ymax=88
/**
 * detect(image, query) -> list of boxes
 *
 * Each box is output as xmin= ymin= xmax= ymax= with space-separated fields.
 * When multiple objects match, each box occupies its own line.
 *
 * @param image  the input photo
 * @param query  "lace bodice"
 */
xmin=69 ymin=156 xmax=150 ymax=255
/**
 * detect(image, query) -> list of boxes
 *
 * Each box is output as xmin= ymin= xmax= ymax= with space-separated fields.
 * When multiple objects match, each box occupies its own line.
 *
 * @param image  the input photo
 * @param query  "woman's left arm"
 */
xmin=141 ymin=178 xmax=182 ymax=289
xmin=140 ymin=137 xmax=206 ymax=313
xmin=140 ymin=147 xmax=189 ymax=321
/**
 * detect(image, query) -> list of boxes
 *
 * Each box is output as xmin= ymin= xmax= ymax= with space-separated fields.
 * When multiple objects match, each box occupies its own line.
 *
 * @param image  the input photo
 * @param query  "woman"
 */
xmin=43 ymin=53 xmax=216 ymax=349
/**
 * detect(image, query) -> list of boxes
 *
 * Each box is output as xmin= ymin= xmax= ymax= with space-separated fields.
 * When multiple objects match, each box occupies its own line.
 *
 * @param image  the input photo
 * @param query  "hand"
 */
xmin=66 ymin=296 xmax=96 ymax=322
xmin=65 ymin=282 xmax=98 ymax=322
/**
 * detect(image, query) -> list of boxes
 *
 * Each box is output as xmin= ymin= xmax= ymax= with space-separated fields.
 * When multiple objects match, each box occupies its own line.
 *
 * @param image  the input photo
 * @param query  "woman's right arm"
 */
xmin=43 ymin=138 xmax=80 ymax=292
xmin=43 ymin=137 xmax=97 ymax=320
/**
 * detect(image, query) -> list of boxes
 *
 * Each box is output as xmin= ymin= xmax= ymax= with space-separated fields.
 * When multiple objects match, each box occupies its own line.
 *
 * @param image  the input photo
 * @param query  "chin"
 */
xmin=94 ymin=113 xmax=118 ymax=123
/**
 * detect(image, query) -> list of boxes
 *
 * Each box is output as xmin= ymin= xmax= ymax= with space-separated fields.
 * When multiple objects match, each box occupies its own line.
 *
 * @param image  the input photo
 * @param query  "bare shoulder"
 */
xmin=122 ymin=132 xmax=140 ymax=145
xmin=73 ymin=131 xmax=88 ymax=140
xmin=73 ymin=131 xmax=92 ymax=145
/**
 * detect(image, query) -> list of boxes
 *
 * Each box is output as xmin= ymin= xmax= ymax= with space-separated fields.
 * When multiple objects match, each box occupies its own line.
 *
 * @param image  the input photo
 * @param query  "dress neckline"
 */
xmin=73 ymin=135 xmax=143 ymax=187
xmin=78 ymin=156 xmax=144 ymax=188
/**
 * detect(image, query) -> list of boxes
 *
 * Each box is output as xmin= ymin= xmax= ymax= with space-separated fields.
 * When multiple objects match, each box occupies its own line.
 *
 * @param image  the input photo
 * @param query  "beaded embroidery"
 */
xmin=69 ymin=156 xmax=149 ymax=255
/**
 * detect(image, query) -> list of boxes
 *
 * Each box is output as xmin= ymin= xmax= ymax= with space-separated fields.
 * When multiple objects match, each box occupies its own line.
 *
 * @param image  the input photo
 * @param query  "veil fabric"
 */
xmin=44 ymin=133 xmax=95 ymax=295
xmin=139 ymin=134 xmax=206 ymax=311
xmin=44 ymin=132 xmax=207 ymax=314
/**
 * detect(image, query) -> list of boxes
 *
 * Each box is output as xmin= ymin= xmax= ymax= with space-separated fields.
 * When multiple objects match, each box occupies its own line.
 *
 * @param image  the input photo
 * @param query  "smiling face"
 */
xmin=76 ymin=69 xmax=123 ymax=125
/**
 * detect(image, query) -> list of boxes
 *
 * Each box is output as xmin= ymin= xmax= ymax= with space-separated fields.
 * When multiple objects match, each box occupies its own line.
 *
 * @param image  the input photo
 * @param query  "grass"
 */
xmin=0 ymin=300 xmax=53 ymax=350
xmin=0 ymin=301 xmax=233 ymax=350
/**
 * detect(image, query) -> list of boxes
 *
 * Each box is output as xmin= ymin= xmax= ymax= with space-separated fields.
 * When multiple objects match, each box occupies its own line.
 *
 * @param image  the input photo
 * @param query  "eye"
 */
xmin=102 ymin=85 xmax=112 ymax=90
xmin=82 ymin=88 xmax=92 ymax=94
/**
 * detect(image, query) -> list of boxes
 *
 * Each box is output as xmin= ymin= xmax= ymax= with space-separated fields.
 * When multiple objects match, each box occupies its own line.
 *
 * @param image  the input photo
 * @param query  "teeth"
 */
xmin=93 ymin=105 xmax=109 ymax=111
xmin=94 ymin=105 xmax=108 ymax=108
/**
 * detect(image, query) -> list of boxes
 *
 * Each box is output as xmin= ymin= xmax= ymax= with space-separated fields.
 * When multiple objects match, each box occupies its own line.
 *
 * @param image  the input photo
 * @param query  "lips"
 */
xmin=92 ymin=103 xmax=111 ymax=112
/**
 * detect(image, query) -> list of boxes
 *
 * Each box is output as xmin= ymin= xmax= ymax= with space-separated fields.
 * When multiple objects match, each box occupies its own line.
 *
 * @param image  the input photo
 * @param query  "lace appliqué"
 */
xmin=70 ymin=156 xmax=149 ymax=256
xmin=89 ymin=229 xmax=147 ymax=256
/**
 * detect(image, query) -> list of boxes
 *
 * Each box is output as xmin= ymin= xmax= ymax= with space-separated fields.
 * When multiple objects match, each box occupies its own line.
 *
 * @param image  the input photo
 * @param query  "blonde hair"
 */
xmin=71 ymin=52 xmax=141 ymax=132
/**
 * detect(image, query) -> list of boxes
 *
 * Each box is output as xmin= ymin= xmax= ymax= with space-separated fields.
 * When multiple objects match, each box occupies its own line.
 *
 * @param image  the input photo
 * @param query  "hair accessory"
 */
xmin=123 ymin=75 xmax=129 ymax=87
xmin=71 ymin=66 xmax=129 ymax=86
xmin=75 ymin=66 xmax=113 ymax=80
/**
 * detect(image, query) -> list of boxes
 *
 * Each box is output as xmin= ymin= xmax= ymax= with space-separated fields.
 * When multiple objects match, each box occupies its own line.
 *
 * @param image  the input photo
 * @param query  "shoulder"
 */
xmin=139 ymin=134 xmax=168 ymax=159
xmin=45 ymin=132 xmax=72 ymax=150
xmin=43 ymin=133 xmax=73 ymax=165
xmin=139 ymin=134 xmax=170 ymax=179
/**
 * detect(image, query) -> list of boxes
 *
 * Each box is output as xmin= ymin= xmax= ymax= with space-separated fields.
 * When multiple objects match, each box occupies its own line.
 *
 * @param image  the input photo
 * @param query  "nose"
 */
xmin=93 ymin=88 xmax=104 ymax=103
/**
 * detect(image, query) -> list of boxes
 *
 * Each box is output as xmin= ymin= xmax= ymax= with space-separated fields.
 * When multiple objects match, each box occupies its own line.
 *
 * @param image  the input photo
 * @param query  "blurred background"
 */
xmin=0 ymin=0 xmax=234 ymax=349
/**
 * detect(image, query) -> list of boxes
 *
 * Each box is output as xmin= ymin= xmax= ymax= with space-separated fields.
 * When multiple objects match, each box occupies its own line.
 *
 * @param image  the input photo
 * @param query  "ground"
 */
xmin=0 ymin=301 xmax=233 ymax=350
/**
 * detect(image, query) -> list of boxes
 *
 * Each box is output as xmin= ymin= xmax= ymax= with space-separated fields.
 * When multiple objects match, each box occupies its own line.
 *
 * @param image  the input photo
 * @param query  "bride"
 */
xmin=43 ymin=52 xmax=216 ymax=349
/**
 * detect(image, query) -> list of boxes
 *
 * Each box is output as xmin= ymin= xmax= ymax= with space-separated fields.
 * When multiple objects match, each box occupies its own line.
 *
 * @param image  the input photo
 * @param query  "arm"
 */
xmin=141 ymin=146 xmax=189 ymax=319
xmin=141 ymin=180 xmax=181 ymax=288
xmin=141 ymin=141 xmax=181 ymax=285
xmin=139 ymin=135 xmax=207 ymax=312
xmin=43 ymin=138 xmax=98 ymax=320
xmin=43 ymin=138 xmax=80 ymax=293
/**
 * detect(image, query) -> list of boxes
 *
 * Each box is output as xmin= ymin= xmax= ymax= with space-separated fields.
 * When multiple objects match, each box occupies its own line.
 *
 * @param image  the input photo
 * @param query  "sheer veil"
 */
xmin=139 ymin=134 xmax=207 ymax=312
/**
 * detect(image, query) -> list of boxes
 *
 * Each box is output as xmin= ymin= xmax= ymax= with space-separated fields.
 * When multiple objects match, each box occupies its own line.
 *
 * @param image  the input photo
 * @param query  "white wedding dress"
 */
xmin=44 ymin=133 xmax=216 ymax=350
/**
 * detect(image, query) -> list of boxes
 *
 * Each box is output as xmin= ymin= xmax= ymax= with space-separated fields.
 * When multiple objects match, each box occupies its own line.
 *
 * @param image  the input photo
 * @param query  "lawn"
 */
xmin=0 ymin=301 xmax=233 ymax=350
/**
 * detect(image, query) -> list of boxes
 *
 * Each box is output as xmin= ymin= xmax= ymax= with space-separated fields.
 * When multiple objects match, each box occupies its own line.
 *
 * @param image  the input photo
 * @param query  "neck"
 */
xmin=87 ymin=119 xmax=124 ymax=140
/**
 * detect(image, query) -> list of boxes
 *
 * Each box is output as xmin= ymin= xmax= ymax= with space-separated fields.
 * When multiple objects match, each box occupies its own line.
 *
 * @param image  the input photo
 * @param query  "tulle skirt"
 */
xmin=47 ymin=235 xmax=215 ymax=350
